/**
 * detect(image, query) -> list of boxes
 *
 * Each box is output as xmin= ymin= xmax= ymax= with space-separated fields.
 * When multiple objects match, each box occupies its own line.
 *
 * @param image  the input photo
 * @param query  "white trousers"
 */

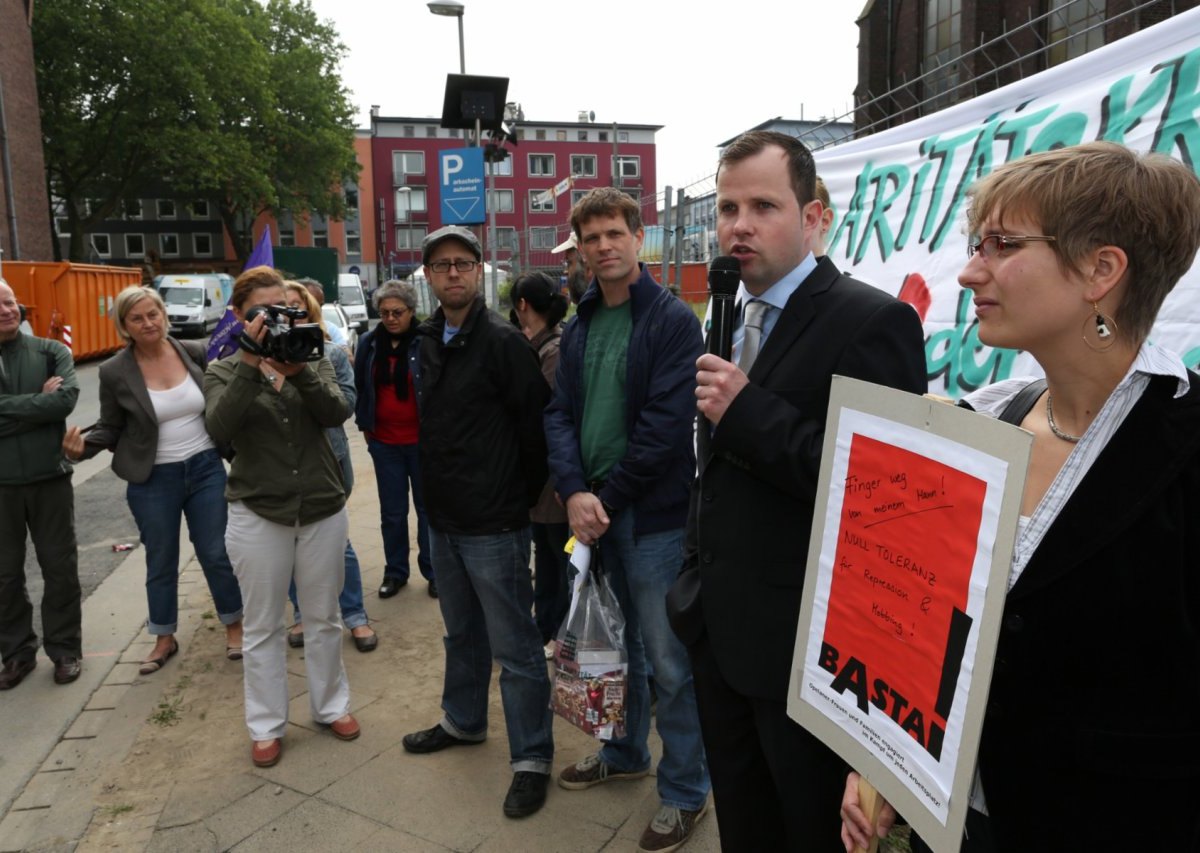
xmin=226 ymin=501 xmax=350 ymax=741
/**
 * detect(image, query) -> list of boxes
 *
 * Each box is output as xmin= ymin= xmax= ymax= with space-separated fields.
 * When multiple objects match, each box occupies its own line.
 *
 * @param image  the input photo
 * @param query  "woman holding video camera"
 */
xmin=204 ymin=265 xmax=359 ymax=769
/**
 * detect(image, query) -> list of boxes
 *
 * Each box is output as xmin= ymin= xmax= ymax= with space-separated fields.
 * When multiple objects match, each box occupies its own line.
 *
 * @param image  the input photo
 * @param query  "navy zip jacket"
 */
xmin=353 ymin=325 xmax=422 ymax=434
xmin=544 ymin=264 xmax=703 ymax=537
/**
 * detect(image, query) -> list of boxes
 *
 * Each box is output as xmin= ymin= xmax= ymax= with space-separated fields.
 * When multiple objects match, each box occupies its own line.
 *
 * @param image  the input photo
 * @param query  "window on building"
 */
xmin=426 ymin=126 xmax=437 ymax=137
xmin=556 ymin=130 xmax=568 ymax=141
xmin=344 ymin=188 xmax=358 ymax=211
xmin=91 ymin=234 xmax=111 ymax=258
xmin=346 ymin=230 xmax=361 ymax=255
xmin=404 ymin=125 xmax=415 ymax=137
xmin=395 ymin=226 xmax=427 ymax=250
xmin=486 ymin=158 xmax=513 ymax=177
xmin=530 ymin=227 xmax=557 ymax=250
xmin=491 ymin=227 xmax=517 ymax=251
xmin=156 ymin=199 xmax=176 ymax=219
xmin=529 ymin=154 xmax=555 ymax=176
xmin=191 ymin=199 xmax=209 ymax=218
xmin=516 ymin=128 xmax=526 ymax=141
xmin=622 ymin=189 xmax=641 ymax=204
xmin=194 ymin=233 xmax=213 ymax=256
xmin=448 ymin=128 xmax=460 ymax=138
xmin=923 ymin=0 xmax=962 ymax=113
xmin=124 ymin=198 xmax=143 ymax=220
xmin=488 ymin=189 xmax=514 ymax=213
xmin=535 ymin=129 xmax=547 ymax=141
xmin=571 ymin=190 xmax=588 ymax=207
xmin=392 ymin=151 xmax=425 ymax=183
xmin=279 ymin=229 xmax=295 ymax=247
xmin=530 ymin=189 xmax=556 ymax=213
xmin=395 ymin=187 xmax=427 ymax=222
xmin=313 ymin=228 xmax=329 ymax=248
xmin=571 ymin=154 xmax=597 ymax=177
xmin=125 ymin=234 xmax=145 ymax=257
xmin=578 ymin=130 xmax=588 ymax=141
xmin=160 ymin=233 xmax=180 ymax=257
xmin=618 ymin=131 xmax=629 ymax=142
xmin=598 ymin=131 xmax=609 ymax=142
xmin=1047 ymin=0 xmax=1105 ymax=66
xmin=55 ymin=217 xmax=71 ymax=236
xmin=613 ymin=155 xmax=641 ymax=179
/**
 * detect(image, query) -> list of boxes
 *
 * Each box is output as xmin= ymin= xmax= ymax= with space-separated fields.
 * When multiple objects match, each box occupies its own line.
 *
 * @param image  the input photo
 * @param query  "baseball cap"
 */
xmin=551 ymin=232 xmax=578 ymax=254
xmin=422 ymin=225 xmax=482 ymax=265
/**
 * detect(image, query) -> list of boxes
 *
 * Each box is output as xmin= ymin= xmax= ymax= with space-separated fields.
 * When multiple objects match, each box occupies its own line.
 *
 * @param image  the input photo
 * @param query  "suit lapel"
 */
xmin=116 ymin=346 xmax=156 ymax=423
xmin=1010 ymin=377 xmax=1200 ymax=600
xmin=746 ymin=259 xmax=837 ymax=385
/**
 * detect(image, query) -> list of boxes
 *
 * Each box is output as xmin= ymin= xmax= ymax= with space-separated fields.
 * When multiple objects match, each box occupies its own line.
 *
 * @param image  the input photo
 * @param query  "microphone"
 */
xmin=706 ymin=256 xmax=741 ymax=361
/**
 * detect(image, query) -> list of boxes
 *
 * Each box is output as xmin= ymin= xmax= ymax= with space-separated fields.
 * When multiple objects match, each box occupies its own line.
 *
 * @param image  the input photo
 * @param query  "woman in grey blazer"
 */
xmin=64 ymin=286 xmax=243 ymax=675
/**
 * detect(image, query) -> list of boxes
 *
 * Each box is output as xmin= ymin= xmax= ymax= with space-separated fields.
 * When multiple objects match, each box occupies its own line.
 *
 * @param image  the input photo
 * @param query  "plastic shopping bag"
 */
xmin=550 ymin=541 xmax=628 ymax=740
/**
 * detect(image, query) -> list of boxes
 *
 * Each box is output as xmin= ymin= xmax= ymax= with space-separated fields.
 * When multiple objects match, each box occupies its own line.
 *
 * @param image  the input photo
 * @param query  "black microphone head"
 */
xmin=708 ymin=256 xmax=741 ymax=297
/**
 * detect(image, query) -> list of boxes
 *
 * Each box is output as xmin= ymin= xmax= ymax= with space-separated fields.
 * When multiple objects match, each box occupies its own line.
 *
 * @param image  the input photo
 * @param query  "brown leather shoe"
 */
xmin=329 ymin=714 xmax=361 ymax=741
xmin=252 ymin=738 xmax=282 ymax=767
xmin=0 ymin=658 xmax=36 ymax=690
xmin=53 ymin=656 xmax=82 ymax=685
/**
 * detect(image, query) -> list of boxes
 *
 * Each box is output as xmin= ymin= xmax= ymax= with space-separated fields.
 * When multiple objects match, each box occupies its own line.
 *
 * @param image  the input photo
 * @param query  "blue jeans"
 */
xmin=288 ymin=538 xmax=368 ymax=630
xmin=125 ymin=448 xmax=243 ymax=634
xmin=597 ymin=511 xmax=710 ymax=811
xmin=431 ymin=526 xmax=553 ymax=772
xmin=368 ymin=440 xmax=432 ymax=582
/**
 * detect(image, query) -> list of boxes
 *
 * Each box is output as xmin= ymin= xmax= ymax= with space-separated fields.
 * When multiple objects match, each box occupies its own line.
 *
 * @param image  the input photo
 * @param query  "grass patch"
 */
xmin=149 ymin=696 xmax=182 ymax=727
xmin=99 ymin=804 xmax=134 ymax=817
xmin=174 ymin=675 xmax=192 ymax=691
xmin=200 ymin=610 xmax=215 ymax=620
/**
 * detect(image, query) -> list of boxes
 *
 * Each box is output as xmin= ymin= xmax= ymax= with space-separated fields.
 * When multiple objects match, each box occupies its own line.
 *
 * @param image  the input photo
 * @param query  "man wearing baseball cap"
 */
xmin=553 ymin=231 xmax=590 ymax=306
xmin=400 ymin=225 xmax=555 ymax=819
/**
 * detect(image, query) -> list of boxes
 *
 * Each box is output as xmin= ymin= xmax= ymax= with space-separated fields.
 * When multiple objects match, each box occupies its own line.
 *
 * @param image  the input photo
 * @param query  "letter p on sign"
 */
xmin=443 ymin=155 xmax=463 ymax=185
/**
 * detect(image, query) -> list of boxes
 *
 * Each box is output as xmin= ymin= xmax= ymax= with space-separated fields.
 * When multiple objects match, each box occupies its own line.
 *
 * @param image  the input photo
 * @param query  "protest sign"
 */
xmin=787 ymin=378 xmax=1030 ymax=851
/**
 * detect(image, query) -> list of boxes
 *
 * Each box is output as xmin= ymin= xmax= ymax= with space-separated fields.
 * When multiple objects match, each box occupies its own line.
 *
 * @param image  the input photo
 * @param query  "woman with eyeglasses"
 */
xmin=353 ymin=280 xmax=433 ymax=598
xmin=840 ymin=142 xmax=1200 ymax=851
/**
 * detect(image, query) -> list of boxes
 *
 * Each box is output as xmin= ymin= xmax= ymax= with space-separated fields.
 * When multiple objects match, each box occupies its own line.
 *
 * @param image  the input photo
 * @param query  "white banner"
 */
xmin=815 ymin=8 xmax=1200 ymax=397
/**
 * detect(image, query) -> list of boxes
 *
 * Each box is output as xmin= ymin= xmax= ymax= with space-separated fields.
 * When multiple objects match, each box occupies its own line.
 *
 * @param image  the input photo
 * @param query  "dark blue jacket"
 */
xmin=544 ymin=265 xmax=702 ymax=537
xmin=353 ymin=325 xmax=422 ymax=435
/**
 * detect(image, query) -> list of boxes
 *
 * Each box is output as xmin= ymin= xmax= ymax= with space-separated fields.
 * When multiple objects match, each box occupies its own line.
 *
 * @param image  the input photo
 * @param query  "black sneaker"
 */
xmin=503 ymin=771 xmax=549 ymax=818
xmin=402 ymin=724 xmax=485 ymax=754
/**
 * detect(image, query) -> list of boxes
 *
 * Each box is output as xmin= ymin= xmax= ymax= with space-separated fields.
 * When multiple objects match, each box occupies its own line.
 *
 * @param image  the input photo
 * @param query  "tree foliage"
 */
xmin=35 ymin=0 xmax=359 ymax=262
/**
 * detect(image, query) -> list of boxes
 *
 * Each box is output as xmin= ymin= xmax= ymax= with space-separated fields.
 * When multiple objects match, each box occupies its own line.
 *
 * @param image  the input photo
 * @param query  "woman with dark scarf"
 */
xmin=353 ymin=281 xmax=434 ymax=598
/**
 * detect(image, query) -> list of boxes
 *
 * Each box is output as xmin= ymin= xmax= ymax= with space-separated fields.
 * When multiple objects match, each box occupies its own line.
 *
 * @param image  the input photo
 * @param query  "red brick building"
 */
xmin=369 ymin=111 xmax=660 ymax=281
xmin=0 ymin=0 xmax=53 ymax=263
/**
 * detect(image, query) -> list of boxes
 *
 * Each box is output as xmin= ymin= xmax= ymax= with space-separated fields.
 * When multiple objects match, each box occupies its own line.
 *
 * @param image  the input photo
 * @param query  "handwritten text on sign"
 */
xmin=819 ymin=435 xmax=986 ymax=761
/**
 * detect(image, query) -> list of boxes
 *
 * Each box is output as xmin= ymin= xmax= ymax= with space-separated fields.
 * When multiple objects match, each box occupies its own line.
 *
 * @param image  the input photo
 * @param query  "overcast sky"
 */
xmin=306 ymin=0 xmax=861 ymax=202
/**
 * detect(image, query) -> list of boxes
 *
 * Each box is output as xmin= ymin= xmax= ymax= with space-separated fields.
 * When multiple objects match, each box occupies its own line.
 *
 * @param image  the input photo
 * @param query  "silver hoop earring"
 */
xmin=1082 ymin=301 xmax=1117 ymax=353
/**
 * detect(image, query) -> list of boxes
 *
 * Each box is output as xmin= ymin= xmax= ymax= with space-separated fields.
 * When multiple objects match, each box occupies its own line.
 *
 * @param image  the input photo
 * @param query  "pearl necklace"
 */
xmin=1045 ymin=393 xmax=1082 ymax=443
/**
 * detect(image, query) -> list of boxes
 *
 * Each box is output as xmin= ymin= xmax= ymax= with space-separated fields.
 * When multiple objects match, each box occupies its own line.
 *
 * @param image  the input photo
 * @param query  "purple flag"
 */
xmin=207 ymin=226 xmax=274 ymax=361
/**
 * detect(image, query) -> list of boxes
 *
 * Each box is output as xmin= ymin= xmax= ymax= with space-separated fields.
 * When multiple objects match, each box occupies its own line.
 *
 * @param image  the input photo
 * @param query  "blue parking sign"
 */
xmin=439 ymin=148 xmax=486 ymax=225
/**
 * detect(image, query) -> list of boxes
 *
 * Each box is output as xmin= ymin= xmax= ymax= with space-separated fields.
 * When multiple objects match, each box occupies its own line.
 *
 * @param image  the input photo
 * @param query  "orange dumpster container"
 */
xmin=3 ymin=262 xmax=140 ymax=360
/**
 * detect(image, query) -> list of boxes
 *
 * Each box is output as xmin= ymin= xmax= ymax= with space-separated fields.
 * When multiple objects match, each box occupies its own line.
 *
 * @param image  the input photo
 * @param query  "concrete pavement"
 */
xmin=0 ymin=427 xmax=723 ymax=852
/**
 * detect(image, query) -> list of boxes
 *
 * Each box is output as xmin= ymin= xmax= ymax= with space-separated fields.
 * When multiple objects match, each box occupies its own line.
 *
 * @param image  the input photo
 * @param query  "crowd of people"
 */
xmin=2 ymin=132 xmax=1200 ymax=852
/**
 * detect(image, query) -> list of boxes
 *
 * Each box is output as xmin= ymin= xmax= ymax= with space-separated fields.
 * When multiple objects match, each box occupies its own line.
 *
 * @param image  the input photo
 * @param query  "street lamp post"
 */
xmin=427 ymin=0 xmax=466 ymax=75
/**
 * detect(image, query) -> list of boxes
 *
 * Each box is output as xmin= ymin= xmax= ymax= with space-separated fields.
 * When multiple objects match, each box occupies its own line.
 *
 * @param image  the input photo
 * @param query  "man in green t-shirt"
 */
xmin=543 ymin=189 xmax=709 ymax=853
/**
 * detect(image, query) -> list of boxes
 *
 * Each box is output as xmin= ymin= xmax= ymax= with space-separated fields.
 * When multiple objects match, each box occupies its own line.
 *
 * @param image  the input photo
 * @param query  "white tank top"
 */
xmin=148 ymin=375 xmax=215 ymax=464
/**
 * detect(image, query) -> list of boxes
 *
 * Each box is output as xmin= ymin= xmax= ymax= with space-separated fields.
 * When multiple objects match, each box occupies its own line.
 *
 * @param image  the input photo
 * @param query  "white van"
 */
xmin=159 ymin=275 xmax=226 ymax=338
xmin=337 ymin=274 xmax=369 ymax=334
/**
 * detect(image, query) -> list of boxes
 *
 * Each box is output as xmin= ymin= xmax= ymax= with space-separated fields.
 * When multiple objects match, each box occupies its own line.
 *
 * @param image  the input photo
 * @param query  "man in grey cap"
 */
xmin=553 ymin=231 xmax=590 ymax=305
xmin=400 ymin=225 xmax=555 ymax=819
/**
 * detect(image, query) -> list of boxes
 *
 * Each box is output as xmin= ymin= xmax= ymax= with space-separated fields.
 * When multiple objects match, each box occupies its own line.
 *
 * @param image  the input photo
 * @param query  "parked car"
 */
xmin=336 ymin=274 xmax=369 ymax=335
xmin=322 ymin=303 xmax=358 ymax=354
xmin=159 ymin=275 xmax=227 ymax=337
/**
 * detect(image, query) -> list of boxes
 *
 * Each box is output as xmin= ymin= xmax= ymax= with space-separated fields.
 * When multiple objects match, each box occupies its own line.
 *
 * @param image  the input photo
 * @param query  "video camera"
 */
xmin=238 ymin=304 xmax=324 ymax=363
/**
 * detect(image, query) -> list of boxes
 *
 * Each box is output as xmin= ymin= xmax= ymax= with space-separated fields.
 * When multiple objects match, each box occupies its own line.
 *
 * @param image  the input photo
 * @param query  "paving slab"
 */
xmin=228 ymin=798 xmax=382 ymax=851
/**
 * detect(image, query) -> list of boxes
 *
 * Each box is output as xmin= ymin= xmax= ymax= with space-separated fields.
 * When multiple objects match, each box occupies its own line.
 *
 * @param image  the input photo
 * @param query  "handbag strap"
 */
xmin=955 ymin=378 xmax=1047 ymax=426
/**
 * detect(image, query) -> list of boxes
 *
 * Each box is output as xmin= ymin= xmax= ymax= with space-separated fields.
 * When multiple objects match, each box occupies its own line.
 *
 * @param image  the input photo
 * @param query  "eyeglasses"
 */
xmin=379 ymin=307 xmax=410 ymax=319
xmin=967 ymin=234 xmax=1057 ymax=259
xmin=427 ymin=260 xmax=479 ymax=274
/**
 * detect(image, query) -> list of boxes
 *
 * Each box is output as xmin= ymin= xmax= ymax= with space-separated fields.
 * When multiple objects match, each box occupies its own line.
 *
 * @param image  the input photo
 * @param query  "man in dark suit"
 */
xmin=666 ymin=131 xmax=928 ymax=850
